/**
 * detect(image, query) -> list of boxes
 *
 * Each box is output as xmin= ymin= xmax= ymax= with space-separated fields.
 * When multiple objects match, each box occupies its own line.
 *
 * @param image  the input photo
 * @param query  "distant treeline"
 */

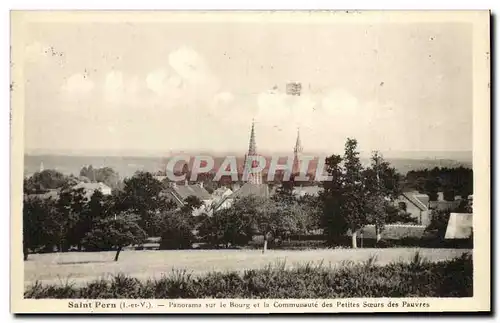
xmin=402 ymin=167 xmax=473 ymax=201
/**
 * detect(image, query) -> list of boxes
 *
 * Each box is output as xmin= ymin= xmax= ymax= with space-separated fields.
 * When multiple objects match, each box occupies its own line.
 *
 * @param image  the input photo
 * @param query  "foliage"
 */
xmin=197 ymin=207 xmax=253 ymax=248
xmin=57 ymin=187 xmax=89 ymax=251
xmin=385 ymin=204 xmax=419 ymax=224
xmin=24 ymin=170 xmax=71 ymax=194
xmin=25 ymin=252 xmax=473 ymax=298
xmin=297 ymin=194 xmax=322 ymax=232
xmin=424 ymin=177 xmax=440 ymax=201
xmin=159 ymin=210 xmax=196 ymax=250
xmin=341 ymin=138 xmax=367 ymax=234
xmin=405 ymin=166 xmax=473 ymax=201
xmin=23 ymin=196 xmax=59 ymax=259
xmin=425 ymin=209 xmax=451 ymax=239
xmin=363 ymin=151 xmax=405 ymax=233
xmin=320 ymin=154 xmax=347 ymax=243
xmin=80 ymin=165 xmax=120 ymax=189
xmin=181 ymin=195 xmax=203 ymax=214
xmin=115 ymin=171 xmax=172 ymax=236
xmin=82 ymin=213 xmax=147 ymax=261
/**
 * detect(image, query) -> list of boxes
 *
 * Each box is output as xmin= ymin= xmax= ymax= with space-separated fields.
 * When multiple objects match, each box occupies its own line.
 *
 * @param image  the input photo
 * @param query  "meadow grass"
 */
xmin=25 ymin=252 xmax=472 ymax=299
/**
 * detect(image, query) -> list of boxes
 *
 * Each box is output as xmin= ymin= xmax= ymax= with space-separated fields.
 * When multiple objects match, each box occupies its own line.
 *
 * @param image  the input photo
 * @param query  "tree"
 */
xmin=115 ymin=171 xmax=168 ymax=236
xmin=198 ymin=207 xmax=253 ymax=248
xmin=23 ymin=196 xmax=58 ymax=260
xmin=275 ymin=174 xmax=296 ymax=201
xmin=76 ymin=190 xmax=114 ymax=251
xmin=425 ymin=209 xmax=451 ymax=240
xmin=159 ymin=210 xmax=196 ymax=249
xmin=341 ymin=138 xmax=366 ymax=248
xmin=24 ymin=169 xmax=71 ymax=194
xmin=405 ymin=167 xmax=473 ymax=199
xmin=363 ymin=151 xmax=402 ymax=242
xmin=385 ymin=204 xmax=418 ymax=224
xmin=181 ymin=195 xmax=203 ymax=214
xmin=244 ymin=196 xmax=307 ymax=253
xmin=297 ymin=194 xmax=322 ymax=233
xmin=55 ymin=187 xmax=88 ymax=251
xmin=320 ymin=154 xmax=347 ymax=244
xmin=443 ymin=188 xmax=456 ymax=202
xmin=80 ymin=165 xmax=120 ymax=189
xmin=424 ymin=177 xmax=440 ymax=201
xmin=83 ymin=213 xmax=147 ymax=261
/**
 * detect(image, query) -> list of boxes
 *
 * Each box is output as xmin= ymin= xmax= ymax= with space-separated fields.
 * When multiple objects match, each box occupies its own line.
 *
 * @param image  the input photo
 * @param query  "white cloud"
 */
xmin=102 ymin=70 xmax=141 ymax=105
xmin=60 ymin=73 xmax=94 ymax=96
xmin=168 ymin=47 xmax=212 ymax=85
xmin=146 ymin=69 xmax=167 ymax=94
xmin=145 ymin=68 xmax=183 ymax=101
xmin=143 ymin=47 xmax=221 ymax=112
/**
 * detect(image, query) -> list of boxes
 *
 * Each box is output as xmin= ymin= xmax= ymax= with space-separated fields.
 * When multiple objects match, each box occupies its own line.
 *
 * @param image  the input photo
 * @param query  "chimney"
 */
xmin=199 ymin=182 xmax=204 ymax=188
xmin=184 ymin=179 xmax=189 ymax=186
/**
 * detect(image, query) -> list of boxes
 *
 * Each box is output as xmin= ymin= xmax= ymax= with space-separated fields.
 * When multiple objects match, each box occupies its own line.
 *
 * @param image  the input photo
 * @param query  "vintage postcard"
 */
xmin=10 ymin=10 xmax=490 ymax=313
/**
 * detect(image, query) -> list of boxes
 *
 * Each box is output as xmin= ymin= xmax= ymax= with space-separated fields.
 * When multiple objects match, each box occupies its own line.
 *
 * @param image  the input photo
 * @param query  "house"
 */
xmin=212 ymin=186 xmax=233 ymax=200
xmin=164 ymin=182 xmax=213 ymax=216
xmin=232 ymin=183 xmax=272 ymax=199
xmin=72 ymin=182 xmax=112 ymax=199
xmin=394 ymin=191 xmax=430 ymax=226
xmin=210 ymin=183 xmax=275 ymax=214
xmin=445 ymin=213 xmax=472 ymax=239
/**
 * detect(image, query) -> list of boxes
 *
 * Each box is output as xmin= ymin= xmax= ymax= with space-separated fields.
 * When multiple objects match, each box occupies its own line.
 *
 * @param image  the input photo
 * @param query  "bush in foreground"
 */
xmin=25 ymin=252 xmax=472 ymax=299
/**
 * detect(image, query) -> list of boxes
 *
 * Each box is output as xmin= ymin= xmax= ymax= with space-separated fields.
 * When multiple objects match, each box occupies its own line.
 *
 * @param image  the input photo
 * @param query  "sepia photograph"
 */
xmin=10 ymin=10 xmax=490 ymax=313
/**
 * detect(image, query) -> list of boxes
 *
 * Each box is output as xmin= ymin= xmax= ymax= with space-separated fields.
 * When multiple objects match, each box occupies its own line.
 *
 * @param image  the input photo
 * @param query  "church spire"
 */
xmin=294 ymin=128 xmax=303 ymax=154
xmin=248 ymin=119 xmax=257 ymax=155
xmin=245 ymin=119 xmax=262 ymax=184
xmin=292 ymin=128 xmax=303 ymax=175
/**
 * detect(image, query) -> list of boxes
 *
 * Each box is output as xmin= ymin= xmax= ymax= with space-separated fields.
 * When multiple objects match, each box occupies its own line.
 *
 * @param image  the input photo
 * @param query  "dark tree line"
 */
xmin=404 ymin=167 xmax=473 ymax=201
xmin=23 ymin=171 xmax=177 ymax=261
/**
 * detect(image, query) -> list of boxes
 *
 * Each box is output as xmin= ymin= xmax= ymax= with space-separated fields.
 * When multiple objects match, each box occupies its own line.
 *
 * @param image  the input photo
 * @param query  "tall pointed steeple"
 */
xmin=294 ymin=128 xmax=303 ymax=154
xmin=244 ymin=119 xmax=262 ymax=184
xmin=248 ymin=119 xmax=257 ymax=155
xmin=292 ymin=128 xmax=303 ymax=175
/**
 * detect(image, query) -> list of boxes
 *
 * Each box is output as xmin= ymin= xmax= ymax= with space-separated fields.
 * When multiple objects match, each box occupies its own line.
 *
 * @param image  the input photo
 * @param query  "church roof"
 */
xmin=169 ymin=184 xmax=212 ymax=201
xmin=232 ymin=183 xmax=271 ymax=198
xmin=401 ymin=192 xmax=429 ymax=211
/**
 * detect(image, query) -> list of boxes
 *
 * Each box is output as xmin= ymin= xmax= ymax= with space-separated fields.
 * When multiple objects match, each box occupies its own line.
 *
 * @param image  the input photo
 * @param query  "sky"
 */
xmin=21 ymin=19 xmax=473 ymax=157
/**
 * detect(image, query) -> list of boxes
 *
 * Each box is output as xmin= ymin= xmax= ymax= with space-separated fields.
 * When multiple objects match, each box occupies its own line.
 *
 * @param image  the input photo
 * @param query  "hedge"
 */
xmin=25 ymin=252 xmax=472 ymax=299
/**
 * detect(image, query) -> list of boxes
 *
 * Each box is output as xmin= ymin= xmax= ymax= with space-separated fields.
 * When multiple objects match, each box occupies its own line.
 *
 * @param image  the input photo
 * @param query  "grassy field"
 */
xmin=24 ymin=248 xmax=471 ymax=287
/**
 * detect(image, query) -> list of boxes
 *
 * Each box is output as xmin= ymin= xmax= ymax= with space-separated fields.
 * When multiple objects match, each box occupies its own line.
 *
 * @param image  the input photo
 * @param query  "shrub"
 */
xmin=25 ymin=252 xmax=472 ymax=299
